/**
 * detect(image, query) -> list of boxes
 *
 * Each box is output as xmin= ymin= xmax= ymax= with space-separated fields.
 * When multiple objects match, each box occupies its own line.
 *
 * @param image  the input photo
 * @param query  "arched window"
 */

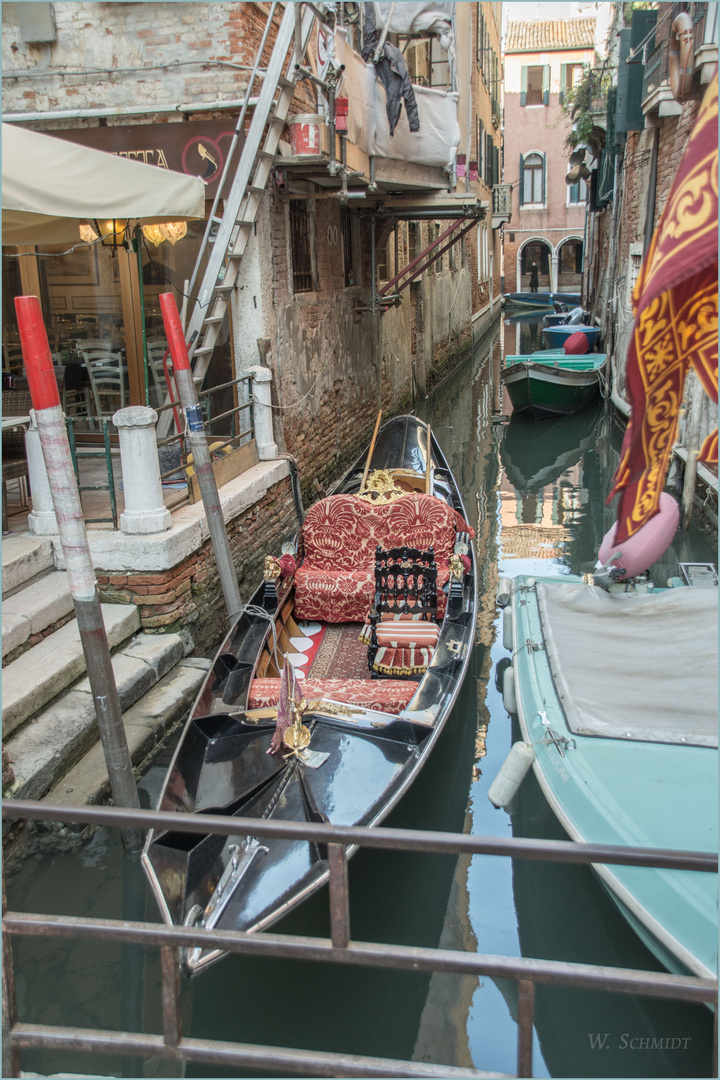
xmin=520 ymin=153 xmax=545 ymax=206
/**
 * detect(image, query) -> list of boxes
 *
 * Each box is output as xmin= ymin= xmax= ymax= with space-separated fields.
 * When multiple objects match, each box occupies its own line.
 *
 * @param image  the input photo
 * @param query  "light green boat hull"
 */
xmin=503 ymin=574 xmax=718 ymax=981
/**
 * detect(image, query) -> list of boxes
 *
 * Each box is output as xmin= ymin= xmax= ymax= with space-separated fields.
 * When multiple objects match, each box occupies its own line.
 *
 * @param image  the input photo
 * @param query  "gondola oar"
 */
xmin=359 ymin=408 xmax=382 ymax=493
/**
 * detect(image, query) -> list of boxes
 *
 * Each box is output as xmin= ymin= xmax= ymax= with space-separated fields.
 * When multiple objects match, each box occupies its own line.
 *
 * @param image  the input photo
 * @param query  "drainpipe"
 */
xmin=15 ymin=296 xmax=142 ymax=851
xmin=159 ymin=292 xmax=243 ymax=623
xmin=643 ymin=126 xmax=660 ymax=255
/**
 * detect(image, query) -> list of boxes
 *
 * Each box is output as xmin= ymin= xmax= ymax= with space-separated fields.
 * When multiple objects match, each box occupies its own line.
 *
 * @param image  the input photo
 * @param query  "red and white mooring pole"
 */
xmin=14 ymin=296 xmax=141 ymax=848
xmin=159 ymin=291 xmax=242 ymax=622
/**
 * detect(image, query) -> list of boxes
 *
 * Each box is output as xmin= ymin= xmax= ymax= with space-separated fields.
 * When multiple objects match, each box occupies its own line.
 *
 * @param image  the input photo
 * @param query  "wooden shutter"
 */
xmin=542 ymin=65 xmax=550 ymax=106
xmin=542 ymin=155 xmax=547 ymax=204
xmin=559 ymin=63 xmax=567 ymax=105
xmin=519 ymin=155 xmax=525 ymax=206
xmin=520 ymin=66 xmax=527 ymax=108
xmin=478 ymin=118 xmax=484 ymax=178
xmin=493 ymin=146 xmax=500 ymax=187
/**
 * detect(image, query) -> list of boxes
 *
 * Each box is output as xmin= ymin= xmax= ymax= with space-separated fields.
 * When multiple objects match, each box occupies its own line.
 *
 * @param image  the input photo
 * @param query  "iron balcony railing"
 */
xmin=642 ymin=4 xmax=708 ymax=101
xmin=2 ymin=799 xmax=717 ymax=1080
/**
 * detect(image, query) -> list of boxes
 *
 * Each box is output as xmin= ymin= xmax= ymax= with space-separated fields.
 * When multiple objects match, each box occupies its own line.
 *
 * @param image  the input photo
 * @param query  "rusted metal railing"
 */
xmin=3 ymin=799 xmax=717 ymax=1079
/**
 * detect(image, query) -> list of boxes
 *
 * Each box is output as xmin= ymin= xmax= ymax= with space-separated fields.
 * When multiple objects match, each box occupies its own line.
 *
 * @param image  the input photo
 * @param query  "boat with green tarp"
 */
xmin=501 ymin=348 xmax=607 ymax=418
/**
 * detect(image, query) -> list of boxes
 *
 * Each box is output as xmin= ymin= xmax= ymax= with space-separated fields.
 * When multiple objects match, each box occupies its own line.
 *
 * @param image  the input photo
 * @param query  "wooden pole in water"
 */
xmin=425 ymin=422 xmax=432 ymax=494
xmin=360 ymin=409 xmax=383 ymax=493
xmin=681 ymin=375 xmax=705 ymax=529
xmin=14 ymin=296 xmax=142 ymax=851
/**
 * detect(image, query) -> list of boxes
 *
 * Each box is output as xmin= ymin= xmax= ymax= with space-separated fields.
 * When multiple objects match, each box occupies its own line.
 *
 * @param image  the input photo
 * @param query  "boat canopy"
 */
xmin=536 ymin=582 xmax=718 ymax=748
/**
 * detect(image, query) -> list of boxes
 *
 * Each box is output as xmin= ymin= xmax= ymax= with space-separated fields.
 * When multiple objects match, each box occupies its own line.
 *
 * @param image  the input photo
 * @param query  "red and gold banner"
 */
xmin=610 ymin=73 xmax=718 ymax=543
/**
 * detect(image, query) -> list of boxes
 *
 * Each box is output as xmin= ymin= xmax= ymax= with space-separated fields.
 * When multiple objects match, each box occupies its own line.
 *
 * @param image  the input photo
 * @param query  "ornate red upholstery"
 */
xmin=294 ymin=492 xmax=468 ymax=623
xmin=248 ymin=677 xmax=417 ymax=715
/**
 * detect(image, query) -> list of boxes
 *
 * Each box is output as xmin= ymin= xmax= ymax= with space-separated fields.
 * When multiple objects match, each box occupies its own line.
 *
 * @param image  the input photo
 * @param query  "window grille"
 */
xmin=290 ymin=200 xmax=313 ymax=292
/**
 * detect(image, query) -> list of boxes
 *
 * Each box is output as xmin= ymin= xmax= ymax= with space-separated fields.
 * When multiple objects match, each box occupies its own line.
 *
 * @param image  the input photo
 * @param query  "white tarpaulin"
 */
xmin=2 ymin=123 xmax=206 ymax=246
xmin=373 ymin=2 xmax=454 ymax=42
xmin=334 ymin=28 xmax=459 ymax=170
xmin=536 ymin=582 xmax=718 ymax=748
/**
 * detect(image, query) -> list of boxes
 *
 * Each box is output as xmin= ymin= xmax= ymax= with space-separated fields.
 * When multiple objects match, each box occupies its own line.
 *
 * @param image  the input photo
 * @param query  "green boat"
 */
xmin=502 ymin=349 xmax=607 ymax=418
xmin=493 ymin=572 xmax=718 ymax=981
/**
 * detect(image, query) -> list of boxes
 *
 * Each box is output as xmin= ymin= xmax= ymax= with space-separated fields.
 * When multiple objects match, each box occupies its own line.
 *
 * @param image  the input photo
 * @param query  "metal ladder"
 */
xmin=158 ymin=3 xmax=325 ymax=436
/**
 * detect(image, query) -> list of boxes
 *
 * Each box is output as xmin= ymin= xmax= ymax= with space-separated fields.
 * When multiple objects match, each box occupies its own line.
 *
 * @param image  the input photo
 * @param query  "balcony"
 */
xmin=642 ymin=4 xmax=715 ymax=120
xmin=492 ymin=183 xmax=512 ymax=228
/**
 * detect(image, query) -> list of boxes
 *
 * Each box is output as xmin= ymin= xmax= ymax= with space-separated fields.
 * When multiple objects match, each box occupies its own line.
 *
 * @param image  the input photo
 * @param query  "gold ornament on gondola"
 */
xmin=449 ymin=553 xmax=464 ymax=580
xmin=357 ymin=469 xmax=406 ymax=504
xmin=283 ymin=698 xmax=311 ymax=759
xmin=263 ymin=555 xmax=282 ymax=580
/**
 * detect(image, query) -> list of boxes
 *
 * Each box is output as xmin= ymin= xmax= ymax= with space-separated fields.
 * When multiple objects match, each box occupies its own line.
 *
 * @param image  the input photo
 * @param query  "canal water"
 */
xmin=6 ymin=312 xmax=717 ymax=1079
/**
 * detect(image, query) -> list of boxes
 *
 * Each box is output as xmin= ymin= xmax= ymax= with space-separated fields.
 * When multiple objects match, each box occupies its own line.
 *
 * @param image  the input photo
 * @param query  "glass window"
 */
xmin=523 ymin=153 xmax=544 ymax=205
xmin=567 ymin=177 xmax=588 ymax=204
xmin=526 ymin=66 xmax=544 ymax=106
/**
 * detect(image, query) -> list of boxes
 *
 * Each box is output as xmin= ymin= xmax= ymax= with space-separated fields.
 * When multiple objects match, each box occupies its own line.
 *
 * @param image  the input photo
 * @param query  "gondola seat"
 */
xmin=247 ymin=676 xmax=417 ymax=715
xmin=293 ymin=492 xmax=474 ymax=623
xmin=366 ymin=546 xmax=439 ymax=678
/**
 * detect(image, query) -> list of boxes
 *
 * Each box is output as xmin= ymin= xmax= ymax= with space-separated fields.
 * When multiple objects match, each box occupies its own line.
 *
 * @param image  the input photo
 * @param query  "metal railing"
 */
xmin=642 ymin=40 xmax=668 ymax=100
xmin=154 ymin=371 xmax=255 ymax=493
xmin=66 ymin=416 xmax=118 ymax=529
xmin=3 ymin=799 xmax=717 ymax=1079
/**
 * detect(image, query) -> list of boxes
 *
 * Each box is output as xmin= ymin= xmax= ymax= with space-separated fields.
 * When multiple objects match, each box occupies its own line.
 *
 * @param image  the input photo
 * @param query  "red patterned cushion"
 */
xmin=381 ymin=493 xmax=457 ymax=558
xmin=372 ymin=643 xmax=435 ymax=676
xmin=301 ymin=495 xmax=383 ymax=570
xmin=294 ymin=567 xmax=375 ymax=622
xmin=248 ymin=677 xmax=417 ymax=715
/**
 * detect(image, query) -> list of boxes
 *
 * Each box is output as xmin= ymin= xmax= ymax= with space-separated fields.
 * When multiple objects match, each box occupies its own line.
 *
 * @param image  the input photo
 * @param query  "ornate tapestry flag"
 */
xmin=609 ymin=73 xmax=718 ymax=543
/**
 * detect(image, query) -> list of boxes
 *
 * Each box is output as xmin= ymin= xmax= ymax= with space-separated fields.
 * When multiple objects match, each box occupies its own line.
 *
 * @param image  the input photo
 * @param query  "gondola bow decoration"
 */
xmin=609 ymin=73 xmax=718 ymax=543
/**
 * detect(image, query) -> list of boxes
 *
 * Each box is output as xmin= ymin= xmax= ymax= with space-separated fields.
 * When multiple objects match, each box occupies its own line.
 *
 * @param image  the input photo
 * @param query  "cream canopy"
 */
xmin=2 ymin=123 xmax=206 ymax=246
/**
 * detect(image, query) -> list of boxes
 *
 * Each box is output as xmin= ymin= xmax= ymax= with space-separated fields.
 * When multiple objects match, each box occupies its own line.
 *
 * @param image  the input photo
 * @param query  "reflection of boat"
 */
xmin=504 ymin=291 xmax=582 ymax=311
xmin=143 ymin=414 xmax=478 ymax=974
xmin=502 ymin=350 xmax=607 ymax=418
xmin=510 ymin=768 xmax=716 ymax=1077
xmin=542 ymin=323 xmax=602 ymax=349
xmin=500 ymin=406 xmax=603 ymax=493
xmin=496 ymin=572 xmax=718 ymax=981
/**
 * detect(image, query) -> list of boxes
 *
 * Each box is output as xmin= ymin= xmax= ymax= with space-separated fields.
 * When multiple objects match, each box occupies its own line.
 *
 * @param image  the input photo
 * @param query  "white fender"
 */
xmin=488 ymin=741 xmax=536 ymax=809
xmin=597 ymin=493 xmax=680 ymax=578
xmin=496 ymin=576 xmax=513 ymax=607
xmin=502 ymin=663 xmax=517 ymax=714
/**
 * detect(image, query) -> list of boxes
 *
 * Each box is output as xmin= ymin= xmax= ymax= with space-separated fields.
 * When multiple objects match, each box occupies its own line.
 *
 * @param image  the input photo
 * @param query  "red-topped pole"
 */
xmin=14 ymin=296 xmax=141 ymax=849
xmin=159 ymin=291 xmax=242 ymax=622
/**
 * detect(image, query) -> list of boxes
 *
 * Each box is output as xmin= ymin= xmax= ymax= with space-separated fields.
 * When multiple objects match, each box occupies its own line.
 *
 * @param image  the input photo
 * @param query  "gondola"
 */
xmin=142 ymin=414 xmax=477 ymax=974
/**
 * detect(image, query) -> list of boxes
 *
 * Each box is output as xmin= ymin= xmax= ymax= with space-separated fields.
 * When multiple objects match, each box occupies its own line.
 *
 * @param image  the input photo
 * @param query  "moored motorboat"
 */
xmin=501 ymin=350 xmax=607 ymax=418
xmin=493 ymin=569 xmax=718 ymax=981
xmin=543 ymin=323 xmax=601 ymax=350
xmin=142 ymin=413 xmax=477 ymax=974
xmin=504 ymin=291 xmax=582 ymax=312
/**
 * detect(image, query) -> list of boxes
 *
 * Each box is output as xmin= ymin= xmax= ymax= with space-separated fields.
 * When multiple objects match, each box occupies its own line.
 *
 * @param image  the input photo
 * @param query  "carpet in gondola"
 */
xmin=307 ymin=622 xmax=371 ymax=680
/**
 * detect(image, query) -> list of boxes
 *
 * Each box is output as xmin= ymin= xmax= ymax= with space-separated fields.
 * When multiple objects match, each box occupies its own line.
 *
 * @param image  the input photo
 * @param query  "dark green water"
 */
xmin=6 ymin=313 xmax=717 ymax=1078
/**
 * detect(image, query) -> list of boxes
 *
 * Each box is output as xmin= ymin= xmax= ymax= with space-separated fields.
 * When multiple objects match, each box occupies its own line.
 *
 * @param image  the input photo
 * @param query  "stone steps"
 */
xmin=2 ymin=602 xmax=142 ymax=739
xmin=1 ymin=535 xmax=54 ymax=596
xmin=5 ymin=631 xmax=210 ymax=803
xmin=2 ymin=570 xmax=74 ymax=659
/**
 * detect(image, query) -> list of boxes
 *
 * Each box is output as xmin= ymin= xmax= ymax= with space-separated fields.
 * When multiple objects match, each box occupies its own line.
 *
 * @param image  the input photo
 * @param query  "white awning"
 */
xmin=2 ymin=123 xmax=206 ymax=246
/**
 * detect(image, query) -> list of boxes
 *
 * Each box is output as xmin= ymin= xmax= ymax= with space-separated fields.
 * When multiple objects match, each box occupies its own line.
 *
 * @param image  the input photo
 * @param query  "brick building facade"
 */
xmin=502 ymin=18 xmax=596 ymax=294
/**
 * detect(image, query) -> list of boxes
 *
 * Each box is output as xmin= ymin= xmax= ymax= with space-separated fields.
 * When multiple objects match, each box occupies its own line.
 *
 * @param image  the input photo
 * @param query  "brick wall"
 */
xmin=98 ymin=476 xmax=298 ymax=654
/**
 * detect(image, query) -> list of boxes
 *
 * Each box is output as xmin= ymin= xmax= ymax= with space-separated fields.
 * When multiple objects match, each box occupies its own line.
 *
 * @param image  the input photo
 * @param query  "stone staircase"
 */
xmin=2 ymin=535 xmax=211 ymax=812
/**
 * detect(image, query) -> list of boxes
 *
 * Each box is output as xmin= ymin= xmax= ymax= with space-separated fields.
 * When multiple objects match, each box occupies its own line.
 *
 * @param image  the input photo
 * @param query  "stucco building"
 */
xmin=502 ymin=17 xmax=596 ymax=293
